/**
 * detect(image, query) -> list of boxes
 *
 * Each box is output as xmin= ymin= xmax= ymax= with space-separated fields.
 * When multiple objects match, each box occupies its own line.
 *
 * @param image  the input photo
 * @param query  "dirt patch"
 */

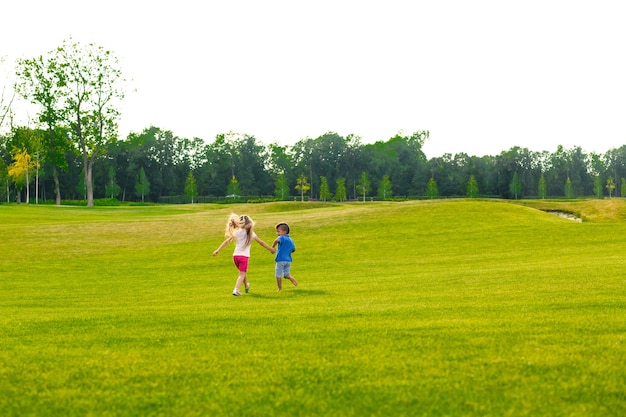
xmin=547 ymin=211 xmax=582 ymax=222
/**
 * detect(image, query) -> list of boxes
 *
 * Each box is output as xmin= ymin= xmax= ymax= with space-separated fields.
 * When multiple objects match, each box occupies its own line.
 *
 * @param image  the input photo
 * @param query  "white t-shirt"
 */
xmin=232 ymin=228 xmax=256 ymax=257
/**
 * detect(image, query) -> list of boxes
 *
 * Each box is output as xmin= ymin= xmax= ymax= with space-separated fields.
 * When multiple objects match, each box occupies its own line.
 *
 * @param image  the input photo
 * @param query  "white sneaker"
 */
xmin=232 ymin=290 xmax=242 ymax=296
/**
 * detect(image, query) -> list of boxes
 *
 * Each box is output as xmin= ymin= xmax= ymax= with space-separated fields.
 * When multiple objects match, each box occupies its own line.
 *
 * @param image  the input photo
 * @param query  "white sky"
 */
xmin=2 ymin=0 xmax=625 ymax=158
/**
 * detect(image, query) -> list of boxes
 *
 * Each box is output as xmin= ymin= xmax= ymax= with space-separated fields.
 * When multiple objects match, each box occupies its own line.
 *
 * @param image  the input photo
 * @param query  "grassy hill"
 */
xmin=0 ymin=200 xmax=624 ymax=416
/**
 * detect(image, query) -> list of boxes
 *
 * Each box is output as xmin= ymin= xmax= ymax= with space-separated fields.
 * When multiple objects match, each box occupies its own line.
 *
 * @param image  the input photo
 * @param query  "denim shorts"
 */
xmin=275 ymin=261 xmax=291 ymax=278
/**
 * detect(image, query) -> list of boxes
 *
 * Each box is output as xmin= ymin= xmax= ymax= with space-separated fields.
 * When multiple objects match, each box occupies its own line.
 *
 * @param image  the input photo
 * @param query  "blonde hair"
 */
xmin=225 ymin=213 xmax=255 ymax=246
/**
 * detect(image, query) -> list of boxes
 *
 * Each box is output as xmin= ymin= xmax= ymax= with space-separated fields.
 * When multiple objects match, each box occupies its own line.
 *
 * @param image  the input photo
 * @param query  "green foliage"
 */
xmin=0 ymin=158 xmax=8 ymax=202
xmin=605 ymin=176 xmax=615 ymax=198
xmin=564 ymin=177 xmax=575 ymax=198
xmin=426 ymin=177 xmax=439 ymax=199
xmin=274 ymin=172 xmax=290 ymax=200
xmin=377 ymin=175 xmax=392 ymax=199
xmin=466 ymin=175 xmax=479 ymax=198
xmin=361 ymin=131 xmax=428 ymax=197
xmin=335 ymin=177 xmax=347 ymax=202
xmin=217 ymin=132 xmax=271 ymax=196
xmin=1 ymin=200 xmax=625 ymax=416
xmin=622 ymin=178 xmax=626 ymax=198
xmin=356 ymin=171 xmax=370 ymax=201
xmin=10 ymin=63 xmax=626 ymax=203
xmin=47 ymin=198 xmax=152 ymax=206
xmin=184 ymin=172 xmax=198 ymax=203
xmin=93 ymin=198 xmax=124 ymax=206
xmin=7 ymin=110 xmax=626 ymax=202
xmin=509 ymin=171 xmax=522 ymax=199
xmin=245 ymin=197 xmax=280 ymax=204
xmin=53 ymin=38 xmax=124 ymax=206
xmin=135 ymin=167 xmax=150 ymax=202
xmin=14 ymin=53 xmax=71 ymax=205
xmin=294 ymin=174 xmax=310 ymax=202
xmin=227 ymin=175 xmax=242 ymax=197
xmin=75 ymin=172 xmax=86 ymax=200
xmin=538 ymin=174 xmax=547 ymax=199
xmin=105 ymin=166 xmax=121 ymax=199
xmin=319 ymin=176 xmax=332 ymax=201
xmin=593 ymin=175 xmax=602 ymax=198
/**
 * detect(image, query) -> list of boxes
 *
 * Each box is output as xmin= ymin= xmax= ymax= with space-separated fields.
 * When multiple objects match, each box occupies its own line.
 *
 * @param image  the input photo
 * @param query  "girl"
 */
xmin=213 ymin=214 xmax=275 ymax=296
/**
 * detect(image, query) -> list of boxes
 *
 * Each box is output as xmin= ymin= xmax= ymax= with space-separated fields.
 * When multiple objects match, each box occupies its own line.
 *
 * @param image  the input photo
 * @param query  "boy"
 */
xmin=272 ymin=222 xmax=299 ymax=291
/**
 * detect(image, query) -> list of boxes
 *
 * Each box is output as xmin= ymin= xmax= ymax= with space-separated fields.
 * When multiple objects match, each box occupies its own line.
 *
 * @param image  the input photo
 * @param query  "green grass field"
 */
xmin=1 ymin=199 xmax=625 ymax=416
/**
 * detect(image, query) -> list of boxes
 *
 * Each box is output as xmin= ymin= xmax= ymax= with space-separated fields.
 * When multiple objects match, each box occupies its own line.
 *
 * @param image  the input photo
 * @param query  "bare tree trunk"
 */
xmin=35 ymin=162 xmax=39 ymax=204
xmin=47 ymin=127 xmax=62 ymax=205
xmin=86 ymin=158 xmax=94 ymax=207
xmin=26 ymin=170 xmax=30 ymax=204
xmin=52 ymin=165 xmax=61 ymax=205
xmin=79 ymin=130 xmax=95 ymax=207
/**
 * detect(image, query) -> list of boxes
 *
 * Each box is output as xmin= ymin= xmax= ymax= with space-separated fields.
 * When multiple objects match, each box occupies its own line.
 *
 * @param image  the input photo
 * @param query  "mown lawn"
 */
xmin=0 ymin=200 xmax=624 ymax=416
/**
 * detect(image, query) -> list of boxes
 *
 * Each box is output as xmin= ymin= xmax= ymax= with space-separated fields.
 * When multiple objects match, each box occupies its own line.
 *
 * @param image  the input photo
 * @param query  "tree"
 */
xmin=267 ymin=143 xmax=293 ymax=178
xmin=538 ymin=174 xmax=547 ymax=199
xmin=274 ymin=172 xmax=289 ymax=200
xmin=319 ymin=176 xmax=332 ymax=201
xmin=378 ymin=175 xmax=392 ymax=200
xmin=295 ymin=174 xmax=310 ymax=202
xmin=203 ymin=132 xmax=273 ymax=197
xmin=231 ymin=133 xmax=272 ymax=195
xmin=356 ymin=172 xmax=370 ymax=201
xmin=621 ymin=178 xmax=626 ymax=198
xmin=466 ymin=175 xmax=479 ymax=198
xmin=105 ymin=165 xmax=121 ymax=199
xmin=76 ymin=171 xmax=86 ymax=200
xmin=15 ymin=54 xmax=69 ymax=205
xmin=31 ymin=134 xmax=45 ymax=205
xmin=361 ymin=131 xmax=428 ymax=197
xmin=227 ymin=175 xmax=242 ymax=198
xmin=593 ymin=175 xmax=603 ymax=198
xmin=135 ymin=167 xmax=150 ymax=202
xmin=564 ymin=177 xmax=575 ymax=199
xmin=291 ymin=132 xmax=349 ymax=199
xmin=509 ymin=171 xmax=522 ymax=199
xmin=426 ymin=177 xmax=439 ymax=199
xmin=184 ymin=172 xmax=198 ymax=203
xmin=8 ymin=148 xmax=36 ymax=203
xmin=335 ymin=177 xmax=347 ymax=202
xmin=567 ymin=146 xmax=591 ymax=196
xmin=548 ymin=145 xmax=570 ymax=197
xmin=122 ymin=126 xmax=180 ymax=201
xmin=55 ymin=38 xmax=125 ymax=206
xmin=8 ymin=127 xmax=45 ymax=204
xmin=605 ymin=177 xmax=615 ymax=198
xmin=0 ymin=56 xmax=15 ymax=132
xmin=495 ymin=146 xmax=538 ymax=199
xmin=0 ymin=157 xmax=9 ymax=202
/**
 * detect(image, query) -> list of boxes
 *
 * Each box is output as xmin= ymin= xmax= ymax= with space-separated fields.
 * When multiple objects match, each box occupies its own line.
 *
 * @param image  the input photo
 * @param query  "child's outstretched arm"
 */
xmin=255 ymin=236 xmax=276 ymax=254
xmin=213 ymin=237 xmax=233 ymax=256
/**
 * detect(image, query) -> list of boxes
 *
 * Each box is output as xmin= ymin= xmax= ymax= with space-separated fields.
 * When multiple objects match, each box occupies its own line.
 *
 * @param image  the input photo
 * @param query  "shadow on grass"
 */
xmin=248 ymin=289 xmax=327 ymax=298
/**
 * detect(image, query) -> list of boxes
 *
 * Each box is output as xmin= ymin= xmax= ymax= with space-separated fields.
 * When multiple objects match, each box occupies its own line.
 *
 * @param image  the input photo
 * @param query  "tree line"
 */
xmin=2 ymin=40 xmax=626 ymax=204
xmin=4 ymin=124 xmax=626 ymax=204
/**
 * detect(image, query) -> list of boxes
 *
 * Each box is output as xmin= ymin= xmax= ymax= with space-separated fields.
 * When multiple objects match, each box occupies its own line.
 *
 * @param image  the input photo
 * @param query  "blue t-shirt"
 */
xmin=275 ymin=234 xmax=295 ymax=262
